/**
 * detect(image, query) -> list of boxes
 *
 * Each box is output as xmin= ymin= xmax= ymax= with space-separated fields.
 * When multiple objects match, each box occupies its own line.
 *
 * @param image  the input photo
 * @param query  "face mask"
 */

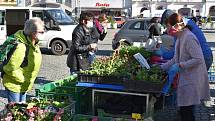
xmin=86 ymin=21 xmax=94 ymax=28
xmin=167 ymin=27 xmax=178 ymax=36
xmin=36 ymin=33 xmax=45 ymax=41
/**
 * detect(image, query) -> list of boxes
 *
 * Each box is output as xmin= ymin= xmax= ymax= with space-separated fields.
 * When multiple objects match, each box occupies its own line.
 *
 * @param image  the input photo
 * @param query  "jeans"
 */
xmin=6 ymin=89 xmax=26 ymax=103
xmin=88 ymin=52 xmax=96 ymax=64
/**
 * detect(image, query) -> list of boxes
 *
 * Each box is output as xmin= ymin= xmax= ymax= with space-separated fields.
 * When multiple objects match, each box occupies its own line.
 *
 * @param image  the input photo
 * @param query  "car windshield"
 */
xmin=46 ymin=9 xmax=74 ymax=25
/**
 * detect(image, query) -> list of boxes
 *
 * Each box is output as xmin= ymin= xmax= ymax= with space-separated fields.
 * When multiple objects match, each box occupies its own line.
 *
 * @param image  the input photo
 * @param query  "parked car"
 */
xmin=114 ymin=17 xmax=126 ymax=28
xmin=112 ymin=18 xmax=151 ymax=49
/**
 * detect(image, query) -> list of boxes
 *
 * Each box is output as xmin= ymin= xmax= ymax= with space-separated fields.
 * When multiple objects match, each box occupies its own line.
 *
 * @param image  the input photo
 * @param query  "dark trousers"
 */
xmin=180 ymin=105 xmax=195 ymax=121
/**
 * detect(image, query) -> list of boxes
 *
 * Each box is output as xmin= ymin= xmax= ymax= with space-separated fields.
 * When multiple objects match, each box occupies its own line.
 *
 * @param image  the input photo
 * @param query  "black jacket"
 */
xmin=67 ymin=24 xmax=92 ymax=71
xmin=148 ymin=23 xmax=162 ymax=38
xmin=90 ymin=26 xmax=100 ymax=43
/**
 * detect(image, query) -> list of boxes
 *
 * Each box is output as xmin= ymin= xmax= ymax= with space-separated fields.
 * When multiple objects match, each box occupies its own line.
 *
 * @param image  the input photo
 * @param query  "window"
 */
xmin=129 ymin=21 xmax=142 ymax=30
xmin=0 ymin=10 xmax=5 ymax=25
xmin=143 ymin=20 xmax=150 ymax=30
xmin=46 ymin=9 xmax=74 ymax=25
xmin=32 ymin=11 xmax=44 ymax=20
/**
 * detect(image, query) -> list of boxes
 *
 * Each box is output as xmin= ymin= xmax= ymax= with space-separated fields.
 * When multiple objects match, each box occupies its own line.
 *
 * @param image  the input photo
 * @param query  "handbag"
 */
xmin=76 ymin=54 xmax=90 ymax=70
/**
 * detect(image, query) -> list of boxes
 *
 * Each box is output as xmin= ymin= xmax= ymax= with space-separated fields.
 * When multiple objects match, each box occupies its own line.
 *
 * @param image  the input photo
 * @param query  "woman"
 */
xmin=67 ymin=12 xmax=97 ymax=74
xmin=161 ymin=13 xmax=210 ymax=121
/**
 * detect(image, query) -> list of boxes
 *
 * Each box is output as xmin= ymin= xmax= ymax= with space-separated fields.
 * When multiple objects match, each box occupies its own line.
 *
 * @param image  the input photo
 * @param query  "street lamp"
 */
xmin=79 ymin=0 xmax=81 ymax=16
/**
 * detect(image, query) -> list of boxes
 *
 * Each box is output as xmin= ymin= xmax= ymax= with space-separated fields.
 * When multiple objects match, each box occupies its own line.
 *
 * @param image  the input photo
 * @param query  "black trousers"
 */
xmin=179 ymin=105 xmax=195 ymax=121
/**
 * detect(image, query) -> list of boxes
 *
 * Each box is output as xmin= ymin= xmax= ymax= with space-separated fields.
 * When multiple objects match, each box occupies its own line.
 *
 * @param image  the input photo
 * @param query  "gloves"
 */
xmin=162 ymin=64 xmax=181 ymax=95
xmin=168 ymin=64 xmax=181 ymax=74
xmin=154 ymin=49 xmax=163 ymax=57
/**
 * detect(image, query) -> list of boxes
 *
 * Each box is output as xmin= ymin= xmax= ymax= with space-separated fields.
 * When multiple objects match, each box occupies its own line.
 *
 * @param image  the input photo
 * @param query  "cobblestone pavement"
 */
xmin=154 ymin=88 xmax=215 ymax=121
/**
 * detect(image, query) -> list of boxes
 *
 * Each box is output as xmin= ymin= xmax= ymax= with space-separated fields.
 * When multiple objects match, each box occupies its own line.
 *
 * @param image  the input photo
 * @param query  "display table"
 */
xmin=76 ymin=82 xmax=159 ymax=116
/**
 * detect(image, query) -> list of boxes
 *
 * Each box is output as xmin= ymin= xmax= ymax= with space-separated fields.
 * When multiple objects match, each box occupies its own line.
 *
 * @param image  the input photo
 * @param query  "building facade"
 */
xmin=73 ymin=0 xmax=132 ymax=17
xmin=132 ymin=0 xmax=215 ymax=17
xmin=1 ymin=0 xmax=215 ymax=18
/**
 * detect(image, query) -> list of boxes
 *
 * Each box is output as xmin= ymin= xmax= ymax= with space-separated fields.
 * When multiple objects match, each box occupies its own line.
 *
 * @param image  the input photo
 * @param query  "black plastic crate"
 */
xmin=78 ymin=73 xmax=124 ymax=85
xmin=123 ymin=80 xmax=165 ymax=93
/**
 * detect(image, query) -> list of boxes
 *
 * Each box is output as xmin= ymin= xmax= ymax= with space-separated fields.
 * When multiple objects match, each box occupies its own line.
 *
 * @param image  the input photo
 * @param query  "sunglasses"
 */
xmin=172 ymin=22 xmax=184 ymax=29
xmin=37 ymin=31 xmax=44 ymax=34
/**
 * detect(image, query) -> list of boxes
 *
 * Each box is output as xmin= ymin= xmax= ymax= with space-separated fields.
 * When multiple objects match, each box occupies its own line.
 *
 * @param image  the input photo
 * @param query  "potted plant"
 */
xmin=107 ymin=16 xmax=117 ymax=29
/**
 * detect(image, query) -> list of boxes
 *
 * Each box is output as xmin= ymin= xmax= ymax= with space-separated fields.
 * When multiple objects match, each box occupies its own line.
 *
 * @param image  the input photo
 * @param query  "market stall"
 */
xmin=76 ymin=45 xmax=167 ymax=119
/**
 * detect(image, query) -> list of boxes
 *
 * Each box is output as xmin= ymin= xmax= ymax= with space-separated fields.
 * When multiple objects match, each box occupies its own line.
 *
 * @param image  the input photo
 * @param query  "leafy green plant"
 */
xmin=80 ymin=46 xmax=165 ymax=83
xmin=107 ymin=16 xmax=116 ymax=28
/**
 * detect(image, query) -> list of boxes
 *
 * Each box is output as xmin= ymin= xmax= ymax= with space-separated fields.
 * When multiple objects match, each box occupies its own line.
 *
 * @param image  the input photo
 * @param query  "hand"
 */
xmin=168 ymin=64 xmax=181 ymax=75
xmin=154 ymin=49 xmax=163 ymax=57
xmin=90 ymin=43 xmax=97 ymax=50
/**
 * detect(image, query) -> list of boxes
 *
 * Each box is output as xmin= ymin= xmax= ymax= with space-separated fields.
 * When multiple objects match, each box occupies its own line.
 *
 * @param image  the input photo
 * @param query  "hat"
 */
xmin=161 ymin=9 xmax=175 ymax=26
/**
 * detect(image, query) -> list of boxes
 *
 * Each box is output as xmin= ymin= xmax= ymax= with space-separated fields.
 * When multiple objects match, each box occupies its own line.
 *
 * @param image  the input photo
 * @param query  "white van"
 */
xmin=0 ymin=7 xmax=77 ymax=55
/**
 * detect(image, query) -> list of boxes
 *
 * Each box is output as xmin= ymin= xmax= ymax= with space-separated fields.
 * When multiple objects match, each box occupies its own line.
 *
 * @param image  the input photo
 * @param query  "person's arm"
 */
xmin=3 ymin=43 xmax=26 ymax=83
xmin=161 ymin=57 xmax=176 ymax=71
xmin=73 ymin=32 xmax=94 ymax=53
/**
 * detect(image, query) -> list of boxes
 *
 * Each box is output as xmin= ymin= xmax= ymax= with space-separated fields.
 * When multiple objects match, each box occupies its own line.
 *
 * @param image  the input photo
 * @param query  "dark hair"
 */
xmin=168 ymin=13 xmax=192 ymax=31
xmin=150 ymin=17 xmax=160 ymax=23
xmin=191 ymin=17 xmax=198 ymax=23
xmin=168 ymin=13 xmax=183 ymax=26
xmin=79 ymin=12 xmax=93 ymax=24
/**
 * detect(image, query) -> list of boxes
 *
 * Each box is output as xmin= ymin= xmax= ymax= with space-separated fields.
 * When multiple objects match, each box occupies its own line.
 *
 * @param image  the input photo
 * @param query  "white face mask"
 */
xmin=36 ymin=33 xmax=45 ymax=41
xmin=86 ymin=21 xmax=94 ymax=28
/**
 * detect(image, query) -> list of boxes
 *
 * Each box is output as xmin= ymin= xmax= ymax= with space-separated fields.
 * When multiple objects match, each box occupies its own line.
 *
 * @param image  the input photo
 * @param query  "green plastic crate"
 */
xmin=36 ymin=75 xmax=78 ymax=93
xmin=35 ymin=75 xmax=92 ymax=114
xmin=72 ymin=114 xmax=113 ymax=121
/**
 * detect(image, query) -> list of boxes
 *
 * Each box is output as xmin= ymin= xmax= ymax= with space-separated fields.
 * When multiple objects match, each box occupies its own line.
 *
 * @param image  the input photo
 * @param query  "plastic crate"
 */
xmin=36 ymin=75 xmax=77 ymax=93
xmin=78 ymin=73 xmax=124 ymax=85
xmin=208 ymin=62 xmax=215 ymax=82
xmin=35 ymin=75 xmax=91 ymax=114
xmin=123 ymin=80 xmax=166 ymax=93
xmin=56 ymin=101 xmax=76 ymax=121
xmin=72 ymin=114 xmax=113 ymax=121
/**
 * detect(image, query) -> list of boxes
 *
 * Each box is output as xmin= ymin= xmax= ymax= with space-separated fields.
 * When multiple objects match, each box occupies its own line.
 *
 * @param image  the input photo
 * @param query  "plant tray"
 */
xmin=78 ymin=73 xmax=124 ymax=85
xmin=123 ymin=80 xmax=165 ymax=93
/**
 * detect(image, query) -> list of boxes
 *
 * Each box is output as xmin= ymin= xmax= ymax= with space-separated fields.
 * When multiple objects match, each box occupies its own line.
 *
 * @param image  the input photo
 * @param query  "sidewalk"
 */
xmin=154 ymin=84 xmax=215 ymax=121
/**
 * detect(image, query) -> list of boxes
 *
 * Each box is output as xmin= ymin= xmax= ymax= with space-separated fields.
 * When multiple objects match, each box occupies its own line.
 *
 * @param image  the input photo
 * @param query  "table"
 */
xmin=92 ymin=89 xmax=150 ymax=116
